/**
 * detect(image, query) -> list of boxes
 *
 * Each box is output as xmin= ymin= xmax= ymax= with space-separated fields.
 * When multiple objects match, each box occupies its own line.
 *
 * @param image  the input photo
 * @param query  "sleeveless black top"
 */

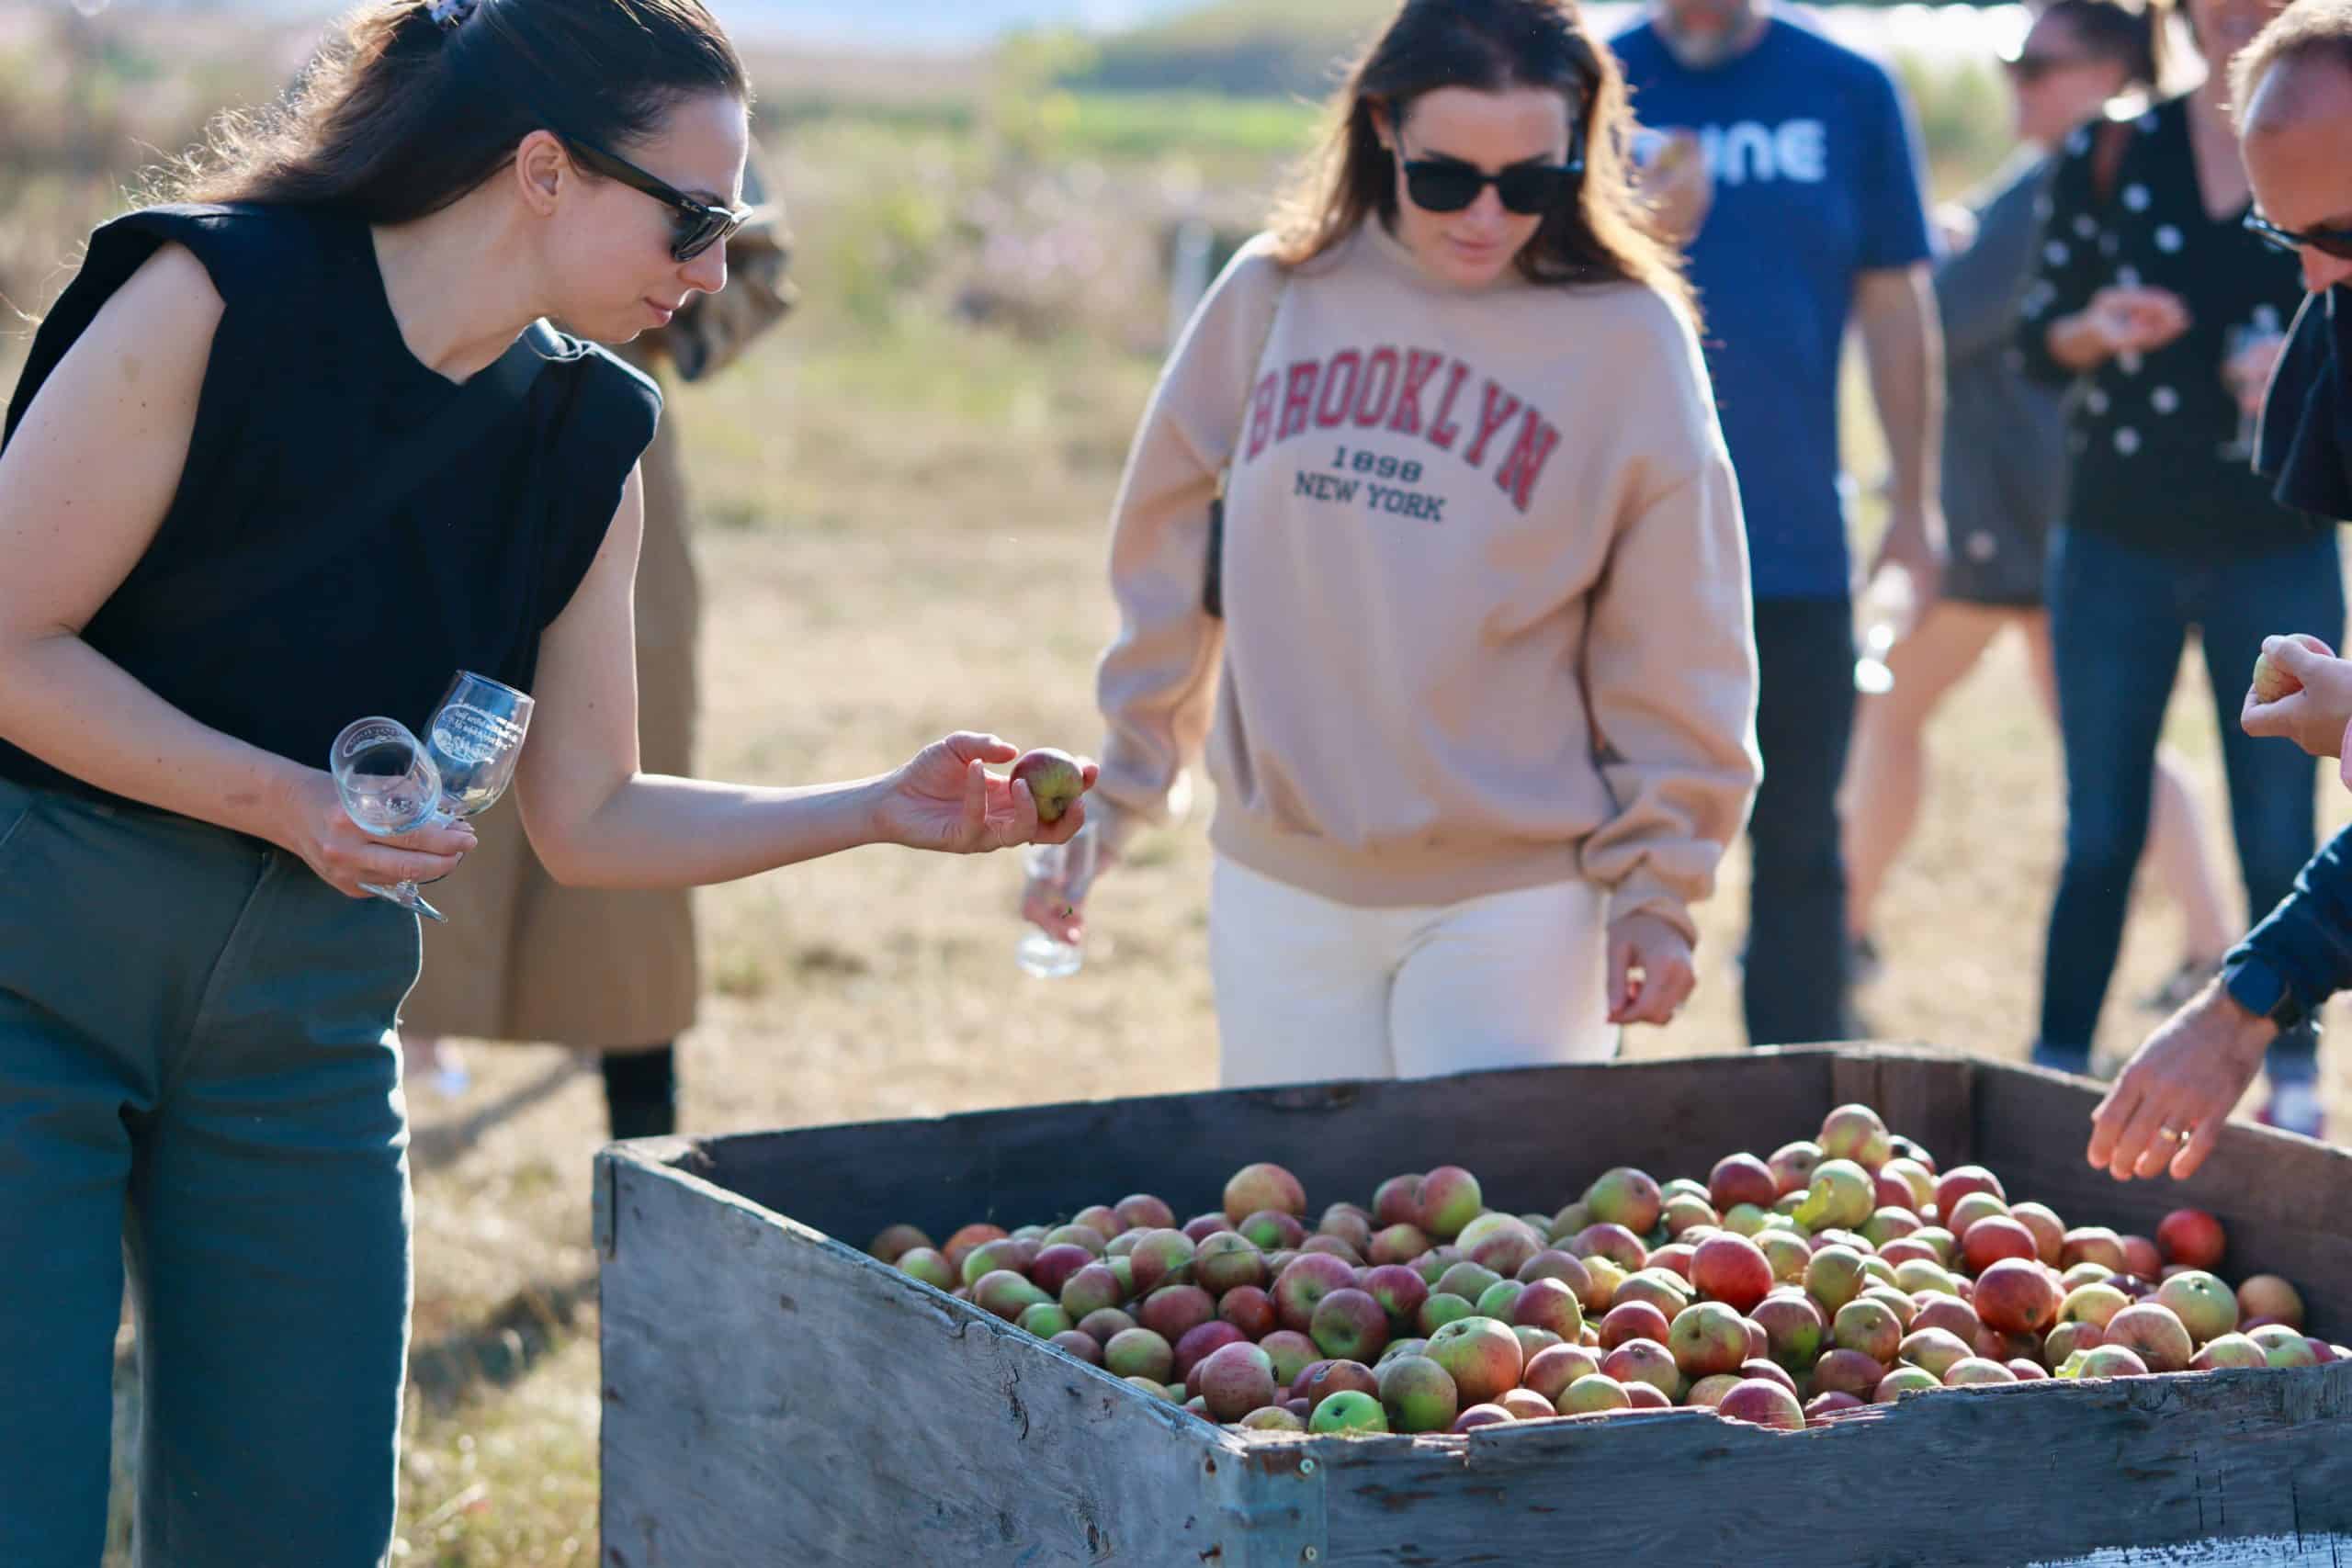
xmin=0 ymin=203 xmax=662 ymax=804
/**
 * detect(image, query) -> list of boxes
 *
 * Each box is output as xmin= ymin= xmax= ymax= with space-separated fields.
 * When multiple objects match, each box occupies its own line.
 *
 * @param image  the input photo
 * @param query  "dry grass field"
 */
xmin=6 ymin=8 xmax=2346 ymax=1562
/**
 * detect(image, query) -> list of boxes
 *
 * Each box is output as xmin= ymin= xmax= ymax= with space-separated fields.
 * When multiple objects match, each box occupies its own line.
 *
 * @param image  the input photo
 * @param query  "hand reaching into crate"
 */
xmin=2086 ymin=981 xmax=2276 ymax=1181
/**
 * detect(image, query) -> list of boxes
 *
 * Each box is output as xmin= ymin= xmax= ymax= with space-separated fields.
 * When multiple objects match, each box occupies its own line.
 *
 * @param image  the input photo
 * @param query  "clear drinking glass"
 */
xmin=338 ymin=671 xmax=535 ymax=923
xmin=1017 ymin=823 xmax=1099 ymax=979
xmin=2220 ymin=318 xmax=2288 ymax=463
xmin=1852 ymin=561 xmax=1917 ymax=695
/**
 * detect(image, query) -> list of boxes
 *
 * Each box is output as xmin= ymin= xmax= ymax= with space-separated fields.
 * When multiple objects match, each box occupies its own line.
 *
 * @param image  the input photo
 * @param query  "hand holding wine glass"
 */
xmin=331 ymin=671 xmax=534 ymax=922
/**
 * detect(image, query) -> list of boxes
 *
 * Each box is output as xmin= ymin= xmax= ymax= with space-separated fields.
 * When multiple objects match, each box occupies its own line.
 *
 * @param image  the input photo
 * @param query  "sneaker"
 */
xmin=2259 ymin=1081 xmax=2326 ymax=1141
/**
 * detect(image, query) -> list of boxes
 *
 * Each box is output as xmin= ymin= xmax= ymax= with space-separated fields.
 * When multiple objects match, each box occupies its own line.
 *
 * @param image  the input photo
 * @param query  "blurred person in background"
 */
xmin=1611 ymin=0 xmax=1945 ymax=1047
xmin=1840 ymin=0 xmax=2240 ymax=1017
xmin=0 ymin=1 xmax=1087 ymax=1560
xmin=2089 ymin=0 xmax=2352 ymax=1179
xmin=1028 ymin=0 xmax=1762 ymax=1088
xmin=2015 ymin=0 xmax=2337 ymax=1135
xmin=399 ymin=152 xmax=796 ymax=1140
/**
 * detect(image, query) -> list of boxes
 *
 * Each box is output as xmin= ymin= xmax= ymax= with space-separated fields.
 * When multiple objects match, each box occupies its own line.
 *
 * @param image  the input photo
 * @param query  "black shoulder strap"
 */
xmin=137 ymin=320 xmax=564 ymax=635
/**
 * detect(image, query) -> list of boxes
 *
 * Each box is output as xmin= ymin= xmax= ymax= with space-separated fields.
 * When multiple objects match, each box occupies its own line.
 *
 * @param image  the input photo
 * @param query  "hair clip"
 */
xmin=428 ymin=0 xmax=479 ymax=31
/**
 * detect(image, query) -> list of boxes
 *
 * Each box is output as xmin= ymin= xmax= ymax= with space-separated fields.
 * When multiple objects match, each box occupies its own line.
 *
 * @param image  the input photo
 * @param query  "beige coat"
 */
xmin=400 ymin=178 xmax=795 ymax=1049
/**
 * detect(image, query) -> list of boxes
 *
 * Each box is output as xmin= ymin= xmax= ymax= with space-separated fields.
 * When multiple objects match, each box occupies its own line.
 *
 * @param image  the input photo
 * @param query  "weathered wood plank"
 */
xmin=596 ymin=1147 xmax=1320 ymax=1567
xmin=1308 ymin=1367 xmax=2352 ymax=1566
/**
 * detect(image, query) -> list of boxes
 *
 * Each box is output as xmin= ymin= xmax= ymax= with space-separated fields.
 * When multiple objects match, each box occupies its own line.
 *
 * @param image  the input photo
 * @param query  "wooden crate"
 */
xmin=596 ymin=1046 xmax=2352 ymax=1566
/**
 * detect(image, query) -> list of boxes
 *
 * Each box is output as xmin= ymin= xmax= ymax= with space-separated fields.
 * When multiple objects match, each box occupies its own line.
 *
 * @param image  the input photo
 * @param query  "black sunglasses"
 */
xmin=1399 ymin=137 xmax=1586 ymax=216
xmin=560 ymin=133 xmax=755 ymax=262
xmin=2246 ymin=209 xmax=2352 ymax=263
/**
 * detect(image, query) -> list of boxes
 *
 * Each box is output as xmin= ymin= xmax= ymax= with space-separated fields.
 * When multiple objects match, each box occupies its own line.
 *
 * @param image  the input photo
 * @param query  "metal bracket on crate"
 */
xmin=1212 ymin=1439 xmax=1329 ymax=1564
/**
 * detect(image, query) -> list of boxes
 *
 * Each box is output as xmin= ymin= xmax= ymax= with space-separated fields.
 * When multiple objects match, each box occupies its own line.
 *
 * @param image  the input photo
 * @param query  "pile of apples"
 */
xmin=866 ymin=1104 xmax=2334 ymax=1436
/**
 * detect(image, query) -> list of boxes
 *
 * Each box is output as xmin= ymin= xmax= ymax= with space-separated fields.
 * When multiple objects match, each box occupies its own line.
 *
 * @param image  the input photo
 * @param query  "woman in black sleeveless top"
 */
xmin=0 ymin=5 xmax=1089 ymax=1562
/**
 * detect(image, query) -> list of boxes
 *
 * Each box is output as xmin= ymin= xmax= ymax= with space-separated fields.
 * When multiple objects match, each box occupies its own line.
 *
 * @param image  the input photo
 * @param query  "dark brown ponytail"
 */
xmin=164 ymin=0 xmax=747 ymax=220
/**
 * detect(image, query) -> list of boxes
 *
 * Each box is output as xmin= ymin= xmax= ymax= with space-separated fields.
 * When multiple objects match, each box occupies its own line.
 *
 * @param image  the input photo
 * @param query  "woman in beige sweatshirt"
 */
xmin=1029 ymin=0 xmax=1762 ymax=1087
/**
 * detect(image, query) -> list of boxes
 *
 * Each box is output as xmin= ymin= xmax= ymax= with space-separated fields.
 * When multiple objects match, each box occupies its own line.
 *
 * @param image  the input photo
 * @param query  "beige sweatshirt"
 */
xmin=1091 ymin=220 xmax=1761 ymax=943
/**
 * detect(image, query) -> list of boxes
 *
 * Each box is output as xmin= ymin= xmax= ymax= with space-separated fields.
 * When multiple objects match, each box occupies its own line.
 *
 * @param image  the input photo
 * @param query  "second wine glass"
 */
xmin=352 ymin=671 xmax=536 ymax=922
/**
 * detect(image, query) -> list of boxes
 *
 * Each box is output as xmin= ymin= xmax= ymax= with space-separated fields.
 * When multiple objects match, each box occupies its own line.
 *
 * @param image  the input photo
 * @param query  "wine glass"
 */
xmin=1016 ymin=823 xmax=1099 ymax=979
xmin=339 ymin=671 xmax=535 ymax=923
xmin=2220 ymin=315 xmax=2288 ymax=463
xmin=332 ymin=717 xmax=452 ymax=921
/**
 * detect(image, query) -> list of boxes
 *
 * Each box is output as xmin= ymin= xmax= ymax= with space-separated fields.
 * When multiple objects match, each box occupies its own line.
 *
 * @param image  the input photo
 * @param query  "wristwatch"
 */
xmin=2220 ymin=950 xmax=2307 ymax=1032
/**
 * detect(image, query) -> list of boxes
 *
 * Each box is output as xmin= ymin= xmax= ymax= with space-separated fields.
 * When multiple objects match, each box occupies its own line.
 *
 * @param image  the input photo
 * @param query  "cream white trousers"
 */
xmin=1208 ymin=853 xmax=1620 ymax=1089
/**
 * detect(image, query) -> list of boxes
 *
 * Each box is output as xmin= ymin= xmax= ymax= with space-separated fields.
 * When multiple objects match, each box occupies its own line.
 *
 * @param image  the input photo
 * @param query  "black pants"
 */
xmin=1743 ymin=596 xmax=1857 ymax=1047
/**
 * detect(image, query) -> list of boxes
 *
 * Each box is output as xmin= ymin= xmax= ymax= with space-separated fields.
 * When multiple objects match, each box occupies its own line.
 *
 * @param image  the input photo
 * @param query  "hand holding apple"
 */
xmin=875 ymin=732 xmax=1098 ymax=855
xmin=2242 ymin=635 xmax=2352 ymax=760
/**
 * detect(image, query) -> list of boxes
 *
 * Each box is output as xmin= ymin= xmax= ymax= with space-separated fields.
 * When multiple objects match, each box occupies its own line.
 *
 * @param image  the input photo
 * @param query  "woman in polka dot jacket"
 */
xmin=2016 ymin=0 xmax=2339 ymax=1136
xmin=1843 ymin=0 xmax=2237 ymax=1021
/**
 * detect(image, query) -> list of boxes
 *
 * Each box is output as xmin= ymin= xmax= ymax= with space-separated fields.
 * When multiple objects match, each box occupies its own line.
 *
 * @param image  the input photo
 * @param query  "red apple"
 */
xmin=1011 ymin=748 xmax=1087 ymax=822
xmin=1300 ymin=1358 xmax=1382 ymax=1413
xmin=1373 ymin=1175 xmax=1425 ymax=1230
xmin=1309 ymin=1288 xmax=1391 ymax=1364
xmin=1804 ymin=1391 xmax=1865 ymax=1420
xmin=2156 ymin=1209 xmax=2226 ymax=1271
xmin=1668 ymin=1301 xmax=1751 ymax=1379
xmin=1812 ymin=1348 xmax=1888 ymax=1400
xmin=1416 ymin=1166 xmax=1484 ymax=1242
xmin=1737 ymin=1358 xmax=1799 ymax=1397
xmin=1217 ymin=1286 xmax=1277 ymax=1341
xmin=1710 ymin=1154 xmax=1781 ymax=1213
xmin=1572 ymin=1223 xmax=1650 ymax=1273
xmin=2120 ymin=1235 xmax=2163 ymax=1281
xmin=2007 ymin=1203 xmax=2066 ymax=1267
xmin=1238 ymin=1211 xmax=1308 ymax=1253
xmin=1874 ymin=1365 xmax=1940 ymax=1403
xmin=2105 ymin=1303 xmax=2195 ymax=1373
xmin=1601 ymin=1337 xmax=1684 ymax=1402
xmin=1818 ymin=1103 xmax=1894 ymax=1170
xmin=1942 ymin=1357 xmax=2018 ymax=1387
xmin=1114 ymin=1195 xmax=1176 ymax=1234
xmin=1585 ymin=1168 xmax=1665 ymax=1235
xmin=1375 ymin=1353 xmax=1460 ymax=1433
xmin=1933 ymin=1166 xmax=2007 ymax=1224
xmin=1600 ymin=1301 xmax=1673 ymax=1350
xmin=1716 ymin=1378 xmax=1806 ymax=1430
xmin=1137 ymin=1284 xmax=1216 ymax=1343
xmin=1897 ymin=1326 xmax=1973 ymax=1381
xmin=1272 ymin=1253 xmax=1357 ymax=1335
xmin=2238 ymin=1275 xmax=2305 ymax=1330
xmin=2154 ymin=1271 xmax=2239 ymax=1346
xmin=1974 ymin=1258 xmax=2061 ymax=1337
xmin=2061 ymin=1227 xmax=2128 ymax=1272
xmin=1962 ymin=1217 xmax=2041 ymax=1275
xmin=1426 ymin=1316 xmax=1524 ymax=1404
xmin=1512 ymin=1277 xmax=1587 ymax=1342
xmin=1175 ymin=1320 xmax=1250 ymax=1382
xmin=1751 ymin=1292 xmax=1826 ymax=1370
xmin=1557 ymin=1373 xmax=1634 ymax=1415
xmin=1832 ymin=1298 xmax=1905 ymax=1365
xmin=1690 ymin=1234 xmax=1775 ymax=1314
xmin=1768 ymin=1141 xmax=1824 ymax=1197
xmin=2191 ymin=1332 xmax=2268 ymax=1371
xmin=1521 ymin=1343 xmax=1604 ymax=1401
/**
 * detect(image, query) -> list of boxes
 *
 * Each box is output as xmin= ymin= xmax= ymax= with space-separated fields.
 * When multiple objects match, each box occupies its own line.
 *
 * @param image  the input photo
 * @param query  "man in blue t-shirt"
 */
xmin=1613 ymin=0 xmax=1943 ymax=1049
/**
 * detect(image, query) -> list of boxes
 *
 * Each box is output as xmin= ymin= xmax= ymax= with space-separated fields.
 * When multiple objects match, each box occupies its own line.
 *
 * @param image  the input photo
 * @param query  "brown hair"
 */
xmin=2231 ymin=0 xmax=2352 ymax=125
xmin=1271 ymin=0 xmax=1695 ymax=324
xmin=164 ymin=0 xmax=747 ymax=220
xmin=2042 ymin=0 xmax=2170 ymax=92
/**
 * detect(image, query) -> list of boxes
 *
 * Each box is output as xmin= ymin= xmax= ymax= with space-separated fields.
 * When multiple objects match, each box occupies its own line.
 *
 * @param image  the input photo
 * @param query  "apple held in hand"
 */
xmin=2250 ymin=634 xmax=2335 ymax=705
xmin=1011 ymin=748 xmax=1091 ymax=823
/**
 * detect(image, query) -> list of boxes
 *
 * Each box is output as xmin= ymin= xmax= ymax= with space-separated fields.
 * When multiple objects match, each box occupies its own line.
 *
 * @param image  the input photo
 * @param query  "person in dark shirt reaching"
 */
xmin=2089 ymin=0 xmax=2352 ymax=1180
